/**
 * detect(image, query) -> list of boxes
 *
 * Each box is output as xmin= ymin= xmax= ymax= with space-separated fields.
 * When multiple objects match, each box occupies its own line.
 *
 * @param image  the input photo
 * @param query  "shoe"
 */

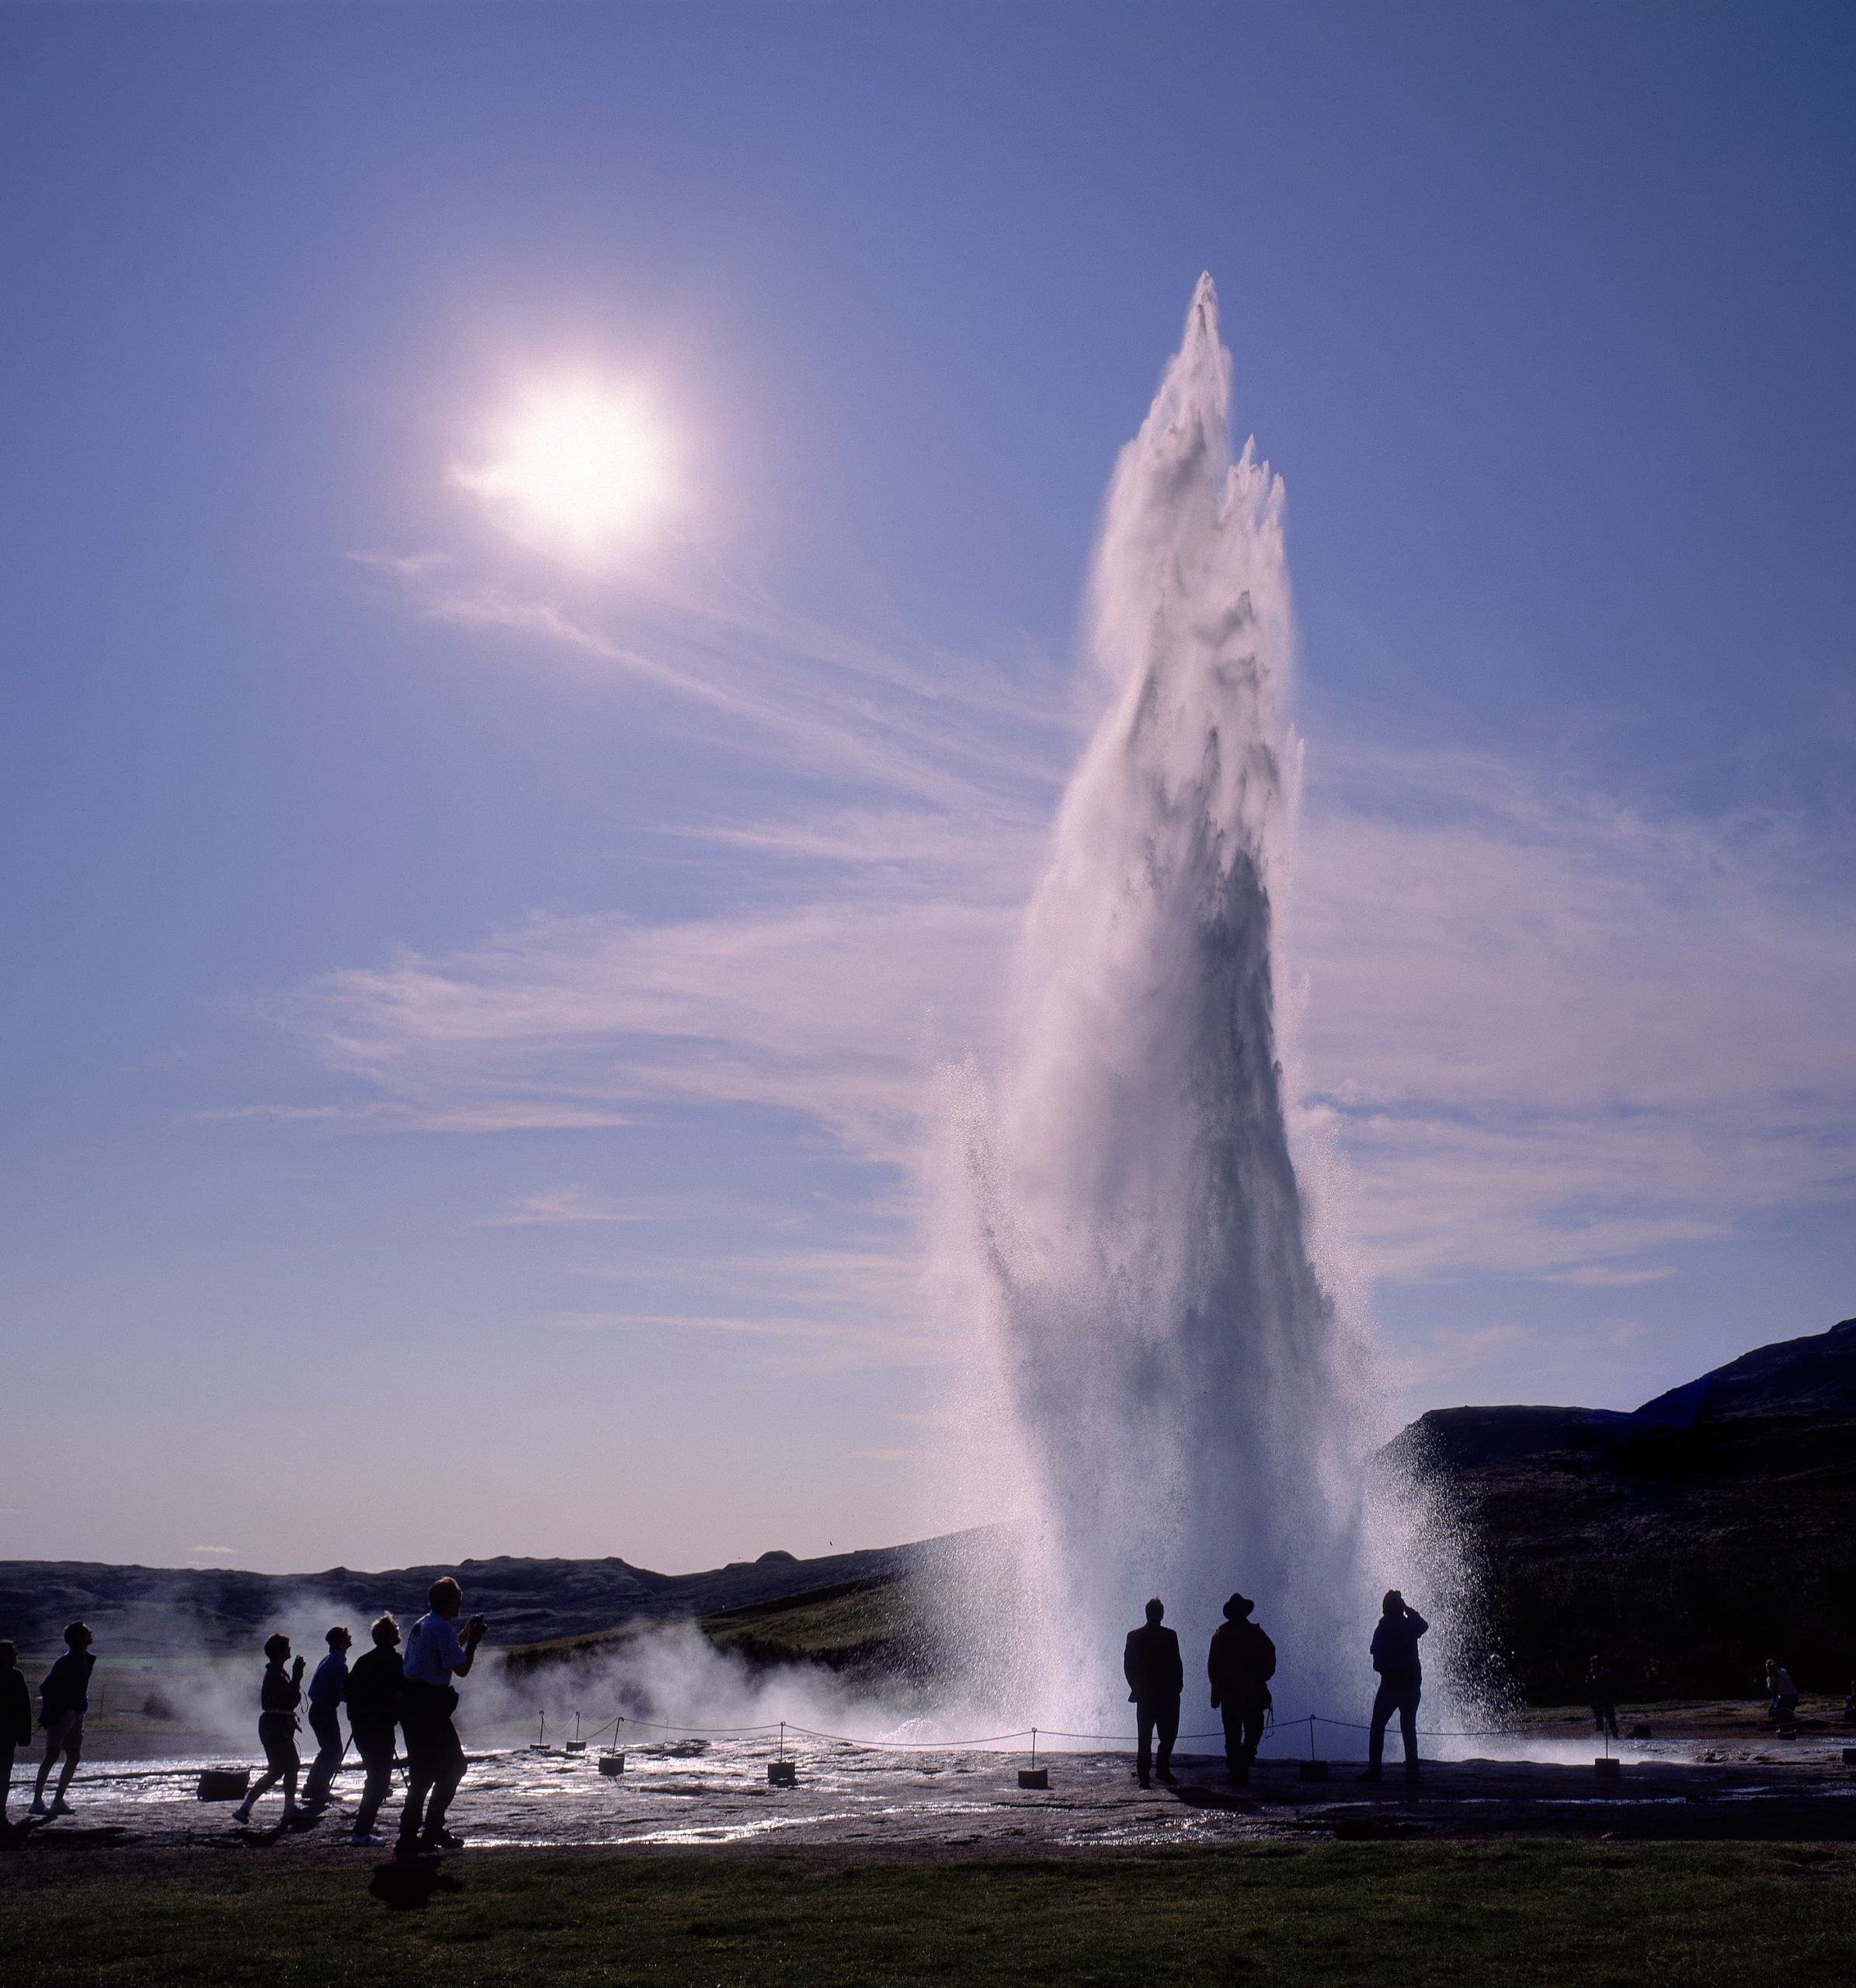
xmin=47 ymin=1798 xmax=73 ymax=1817
xmin=349 ymin=1831 xmax=388 ymax=1847
xmin=1357 ymin=1768 xmax=1382 ymax=1782
xmin=231 ymin=1804 xmax=252 ymax=1825
xmin=425 ymin=1826 xmax=464 ymax=1851
xmin=394 ymin=1836 xmax=421 ymax=1860
xmin=1156 ymin=1768 xmax=1177 ymax=1783
xmin=281 ymin=1802 xmax=301 ymax=1821
xmin=28 ymin=1798 xmax=47 ymax=1816
xmin=1137 ymin=1776 xmax=1151 ymax=1788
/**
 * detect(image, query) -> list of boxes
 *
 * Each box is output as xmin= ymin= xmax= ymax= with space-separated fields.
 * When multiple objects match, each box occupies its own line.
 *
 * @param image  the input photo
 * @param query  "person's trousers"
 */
xmin=1135 ymin=1696 xmax=1179 ymax=1783
xmin=35 ymin=1711 xmax=82 ymax=1795
xmin=398 ymin=1688 xmax=466 ymax=1842
xmin=1369 ymin=1679 xmax=1421 ymax=1774
xmin=350 ymin=1723 xmax=397 ymax=1837
xmin=1220 ymin=1704 xmax=1267 ymax=1781
xmin=1591 ymin=1701 xmax=1619 ymax=1738
xmin=302 ymin=1704 xmax=345 ymax=1804
xmin=2 ymin=1742 xmax=14 ymax=1816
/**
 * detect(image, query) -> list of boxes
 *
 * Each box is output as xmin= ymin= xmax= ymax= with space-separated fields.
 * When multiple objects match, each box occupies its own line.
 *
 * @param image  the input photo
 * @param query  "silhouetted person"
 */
xmin=1207 ymin=1593 xmax=1276 ymax=1786
xmin=301 ymin=1625 xmax=352 ymax=1809
xmin=346 ymin=1614 xmax=404 ymax=1847
xmin=1586 ymin=1655 xmax=1619 ymax=1740
xmin=30 ymin=1621 xmax=94 ymax=1816
xmin=1123 ymin=1597 xmax=1183 ymax=1788
xmin=397 ymin=1577 xmax=485 ymax=1856
xmin=1361 ymin=1589 xmax=1427 ymax=1784
xmin=1766 ymin=1659 xmax=1799 ymax=1729
xmin=1 ymin=1642 xmax=31 ymax=1827
xmin=233 ymin=1633 xmax=305 ymax=1824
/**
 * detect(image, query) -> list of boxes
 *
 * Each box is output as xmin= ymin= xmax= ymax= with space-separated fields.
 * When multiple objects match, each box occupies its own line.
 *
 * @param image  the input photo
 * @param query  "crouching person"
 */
xmin=397 ymin=1579 xmax=484 ymax=1857
xmin=346 ymin=1614 xmax=404 ymax=1847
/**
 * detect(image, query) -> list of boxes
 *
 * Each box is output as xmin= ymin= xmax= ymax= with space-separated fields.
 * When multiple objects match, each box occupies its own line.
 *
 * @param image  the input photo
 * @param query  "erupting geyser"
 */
xmin=950 ymin=275 xmax=1393 ymax=1729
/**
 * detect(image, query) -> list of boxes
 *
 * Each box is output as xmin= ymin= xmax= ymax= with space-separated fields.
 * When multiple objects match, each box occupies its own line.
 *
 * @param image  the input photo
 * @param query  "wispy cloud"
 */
xmin=266 ymin=558 xmax=1856 ymax=1329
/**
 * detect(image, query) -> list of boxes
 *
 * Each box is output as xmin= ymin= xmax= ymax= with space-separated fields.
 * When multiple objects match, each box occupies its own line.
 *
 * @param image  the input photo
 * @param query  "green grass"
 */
xmin=5 ymin=1841 xmax=1855 ymax=1986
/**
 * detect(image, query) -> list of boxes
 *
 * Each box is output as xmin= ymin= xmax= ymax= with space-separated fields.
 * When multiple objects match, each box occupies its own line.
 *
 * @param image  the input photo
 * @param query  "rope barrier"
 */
xmin=488 ymin=1707 xmax=1539 ymax=1751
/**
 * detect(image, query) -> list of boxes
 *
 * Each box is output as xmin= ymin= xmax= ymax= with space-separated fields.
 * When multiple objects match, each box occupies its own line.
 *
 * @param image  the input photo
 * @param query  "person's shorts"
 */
xmin=41 ymin=1709 xmax=84 ymax=1755
xmin=259 ymin=1714 xmax=300 ymax=1772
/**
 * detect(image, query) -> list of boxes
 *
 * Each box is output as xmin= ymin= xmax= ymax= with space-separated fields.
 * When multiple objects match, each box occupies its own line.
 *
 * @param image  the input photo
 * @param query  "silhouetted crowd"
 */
xmin=1 ymin=1576 xmax=487 ymax=1857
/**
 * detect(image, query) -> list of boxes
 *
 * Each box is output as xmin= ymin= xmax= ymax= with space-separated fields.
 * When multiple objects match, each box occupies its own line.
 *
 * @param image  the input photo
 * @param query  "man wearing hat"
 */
xmin=1207 ymin=1593 xmax=1276 ymax=1787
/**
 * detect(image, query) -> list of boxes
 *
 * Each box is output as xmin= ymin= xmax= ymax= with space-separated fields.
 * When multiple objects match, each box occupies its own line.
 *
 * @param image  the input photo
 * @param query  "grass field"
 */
xmin=4 ymin=1840 xmax=1854 ymax=1986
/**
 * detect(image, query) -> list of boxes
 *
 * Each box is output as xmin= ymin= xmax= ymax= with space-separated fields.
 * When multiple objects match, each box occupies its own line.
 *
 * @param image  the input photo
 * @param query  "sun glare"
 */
xmin=458 ymin=381 xmax=670 ymax=559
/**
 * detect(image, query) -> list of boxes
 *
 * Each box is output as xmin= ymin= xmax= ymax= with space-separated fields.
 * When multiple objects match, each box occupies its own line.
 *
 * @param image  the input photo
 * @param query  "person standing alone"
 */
xmin=397 ymin=1578 xmax=484 ymax=1856
xmin=1123 ymin=1597 xmax=1183 ymax=1788
xmin=1207 ymin=1593 xmax=1276 ymax=1786
xmin=345 ymin=1614 xmax=404 ymax=1847
xmin=301 ymin=1626 xmax=352 ymax=1810
xmin=1362 ymin=1590 xmax=1427 ymax=1784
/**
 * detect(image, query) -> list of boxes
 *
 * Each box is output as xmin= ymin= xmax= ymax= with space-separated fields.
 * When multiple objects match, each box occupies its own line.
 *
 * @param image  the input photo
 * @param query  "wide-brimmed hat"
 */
xmin=1223 ymin=1593 xmax=1254 ymax=1621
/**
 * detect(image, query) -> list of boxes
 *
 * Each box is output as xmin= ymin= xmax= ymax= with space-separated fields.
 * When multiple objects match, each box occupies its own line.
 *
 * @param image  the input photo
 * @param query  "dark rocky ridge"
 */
xmin=0 ymin=1535 xmax=975 ymax=1659
xmin=1395 ymin=1316 xmax=1856 ymax=1703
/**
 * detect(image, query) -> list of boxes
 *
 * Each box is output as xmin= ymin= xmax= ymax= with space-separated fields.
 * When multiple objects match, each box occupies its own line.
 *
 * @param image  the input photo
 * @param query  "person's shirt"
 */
xmin=404 ymin=1611 xmax=469 ymax=1687
xmin=345 ymin=1646 xmax=405 ymax=1730
xmin=259 ymin=1660 xmax=301 ymax=1717
xmin=1770 ymin=1667 xmax=1797 ymax=1699
xmin=39 ymin=1649 xmax=96 ymax=1722
xmin=2 ymin=1666 xmax=32 ymax=1746
xmin=1122 ymin=1621 xmax=1184 ymax=1700
xmin=307 ymin=1650 xmax=349 ymax=1708
xmin=1369 ymin=1609 xmax=1429 ymax=1684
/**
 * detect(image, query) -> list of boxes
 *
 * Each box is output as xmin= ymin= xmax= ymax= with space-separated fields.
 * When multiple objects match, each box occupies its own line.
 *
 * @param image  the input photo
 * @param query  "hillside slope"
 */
xmin=0 ymin=1535 xmax=975 ymax=1660
xmin=1396 ymin=1317 xmax=1856 ymax=1701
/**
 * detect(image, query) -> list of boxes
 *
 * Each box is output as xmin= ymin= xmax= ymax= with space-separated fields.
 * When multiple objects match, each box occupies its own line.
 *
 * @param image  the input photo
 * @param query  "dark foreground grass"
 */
xmin=4 ymin=1841 xmax=1854 ymax=1987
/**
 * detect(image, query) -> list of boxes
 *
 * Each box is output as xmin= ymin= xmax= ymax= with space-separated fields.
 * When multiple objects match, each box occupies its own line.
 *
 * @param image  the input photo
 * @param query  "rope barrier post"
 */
xmin=1018 ymin=1725 xmax=1048 ymax=1791
xmin=1595 ymin=1715 xmax=1621 ymax=1779
xmin=768 ymin=1719 xmax=797 ymax=1788
xmin=1298 ymin=1713 xmax=1329 ymax=1782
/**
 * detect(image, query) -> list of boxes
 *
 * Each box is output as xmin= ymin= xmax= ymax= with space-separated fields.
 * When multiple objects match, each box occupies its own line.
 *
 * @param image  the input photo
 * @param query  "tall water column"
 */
xmin=954 ymin=275 xmax=1381 ymax=1728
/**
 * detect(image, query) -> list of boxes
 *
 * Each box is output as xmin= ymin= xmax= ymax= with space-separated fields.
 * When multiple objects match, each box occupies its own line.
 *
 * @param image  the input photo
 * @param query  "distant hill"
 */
xmin=0 ymin=1534 xmax=977 ymax=1660
xmin=1395 ymin=1317 xmax=1856 ymax=1702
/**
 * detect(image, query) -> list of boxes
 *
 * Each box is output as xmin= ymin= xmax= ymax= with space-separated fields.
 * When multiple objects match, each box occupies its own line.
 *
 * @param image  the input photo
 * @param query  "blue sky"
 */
xmin=4 ymin=2 xmax=1853 ymax=1574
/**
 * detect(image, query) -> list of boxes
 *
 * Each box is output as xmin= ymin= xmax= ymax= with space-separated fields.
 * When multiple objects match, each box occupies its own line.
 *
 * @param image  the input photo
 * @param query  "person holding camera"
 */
xmin=396 ymin=1577 xmax=485 ymax=1856
xmin=232 ymin=1632 xmax=305 ymax=1824
xmin=1361 ymin=1588 xmax=1428 ymax=1784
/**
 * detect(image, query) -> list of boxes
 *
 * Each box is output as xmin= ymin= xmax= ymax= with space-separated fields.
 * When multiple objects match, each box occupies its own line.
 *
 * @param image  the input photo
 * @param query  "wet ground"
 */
xmin=7 ymin=1722 xmax=1856 ymax=1875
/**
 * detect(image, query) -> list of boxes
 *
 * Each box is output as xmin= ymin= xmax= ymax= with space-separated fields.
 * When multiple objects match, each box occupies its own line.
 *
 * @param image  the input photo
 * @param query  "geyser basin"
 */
xmin=34 ymin=1732 xmax=1856 ymax=1854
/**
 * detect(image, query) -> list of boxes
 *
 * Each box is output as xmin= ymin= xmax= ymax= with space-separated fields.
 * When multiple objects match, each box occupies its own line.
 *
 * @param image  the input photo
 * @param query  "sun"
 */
xmin=457 ymin=381 xmax=670 ymax=559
